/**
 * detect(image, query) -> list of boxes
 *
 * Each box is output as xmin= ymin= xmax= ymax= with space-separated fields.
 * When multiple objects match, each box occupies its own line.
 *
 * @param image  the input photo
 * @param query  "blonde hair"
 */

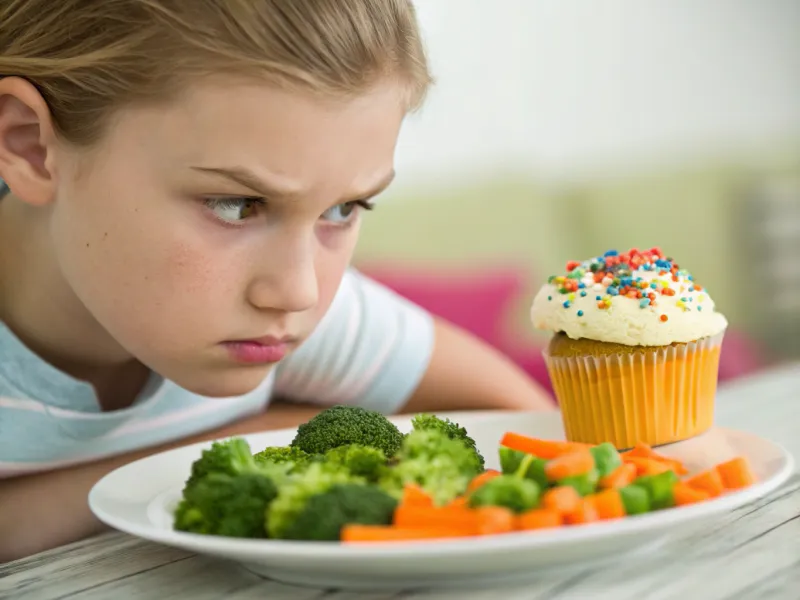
xmin=0 ymin=0 xmax=431 ymax=147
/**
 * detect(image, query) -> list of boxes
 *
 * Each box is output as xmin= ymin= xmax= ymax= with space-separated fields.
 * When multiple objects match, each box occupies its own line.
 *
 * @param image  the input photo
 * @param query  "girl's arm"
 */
xmin=399 ymin=316 xmax=554 ymax=414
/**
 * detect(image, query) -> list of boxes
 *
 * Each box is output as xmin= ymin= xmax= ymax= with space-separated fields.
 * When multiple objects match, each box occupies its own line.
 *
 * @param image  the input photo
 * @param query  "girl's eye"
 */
xmin=321 ymin=200 xmax=373 ymax=224
xmin=203 ymin=197 xmax=264 ymax=224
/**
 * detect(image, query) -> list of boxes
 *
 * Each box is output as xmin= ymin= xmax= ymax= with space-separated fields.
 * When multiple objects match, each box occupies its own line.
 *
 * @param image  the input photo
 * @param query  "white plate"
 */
xmin=89 ymin=411 xmax=794 ymax=591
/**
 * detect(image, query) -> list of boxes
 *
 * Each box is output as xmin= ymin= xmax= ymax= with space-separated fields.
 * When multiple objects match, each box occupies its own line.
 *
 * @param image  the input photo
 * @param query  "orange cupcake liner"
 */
xmin=544 ymin=333 xmax=724 ymax=449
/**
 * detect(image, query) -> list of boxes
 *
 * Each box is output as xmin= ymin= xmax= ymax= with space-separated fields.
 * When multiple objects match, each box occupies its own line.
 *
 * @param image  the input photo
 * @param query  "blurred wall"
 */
xmin=354 ymin=0 xmax=800 ymax=354
xmin=391 ymin=0 xmax=800 ymax=185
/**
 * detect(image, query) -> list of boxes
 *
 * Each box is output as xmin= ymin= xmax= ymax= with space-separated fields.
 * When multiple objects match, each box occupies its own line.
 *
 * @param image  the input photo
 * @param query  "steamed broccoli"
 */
xmin=267 ymin=461 xmax=364 ymax=539
xmin=468 ymin=475 xmax=540 ymax=513
xmin=174 ymin=472 xmax=278 ymax=538
xmin=324 ymin=444 xmax=388 ymax=481
xmin=175 ymin=438 xmax=290 ymax=538
xmin=290 ymin=405 xmax=404 ymax=457
xmin=411 ymin=413 xmax=485 ymax=471
xmin=254 ymin=446 xmax=313 ymax=471
xmin=280 ymin=483 xmax=398 ymax=541
xmin=182 ymin=438 xmax=259 ymax=492
xmin=379 ymin=428 xmax=482 ymax=505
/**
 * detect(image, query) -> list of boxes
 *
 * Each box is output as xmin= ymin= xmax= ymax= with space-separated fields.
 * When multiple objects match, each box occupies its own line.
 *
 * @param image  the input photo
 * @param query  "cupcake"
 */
xmin=530 ymin=247 xmax=728 ymax=449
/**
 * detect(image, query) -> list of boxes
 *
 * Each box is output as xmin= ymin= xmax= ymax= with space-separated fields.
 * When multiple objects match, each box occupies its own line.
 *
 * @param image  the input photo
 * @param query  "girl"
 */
xmin=0 ymin=0 xmax=552 ymax=561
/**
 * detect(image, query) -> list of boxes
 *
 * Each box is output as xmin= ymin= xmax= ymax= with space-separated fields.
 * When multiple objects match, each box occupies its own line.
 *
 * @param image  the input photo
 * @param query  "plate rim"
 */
xmin=88 ymin=411 xmax=796 ymax=560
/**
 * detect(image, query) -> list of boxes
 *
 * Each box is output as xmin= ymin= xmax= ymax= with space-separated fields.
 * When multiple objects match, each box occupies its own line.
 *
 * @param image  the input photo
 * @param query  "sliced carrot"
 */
xmin=467 ymin=469 xmax=501 ymax=493
xmin=341 ymin=525 xmax=471 ymax=543
xmin=673 ymin=482 xmax=711 ymax=506
xmin=516 ymin=508 xmax=563 ymax=531
xmin=447 ymin=496 xmax=468 ymax=508
xmin=563 ymin=498 xmax=599 ymax=525
xmin=393 ymin=505 xmax=474 ymax=531
xmin=401 ymin=484 xmax=434 ymax=507
xmin=599 ymin=463 xmax=637 ymax=489
xmin=500 ymin=432 xmax=591 ymax=459
xmin=541 ymin=486 xmax=582 ymax=514
xmin=473 ymin=506 xmax=516 ymax=535
xmin=544 ymin=450 xmax=595 ymax=481
xmin=587 ymin=489 xmax=625 ymax=520
xmin=622 ymin=456 xmax=673 ymax=476
xmin=684 ymin=468 xmax=725 ymax=498
xmin=393 ymin=505 xmax=514 ymax=536
xmin=715 ymin=457 xmax=756 ymax=490
xmin=623 ymin=442 xmax=688 ymax=475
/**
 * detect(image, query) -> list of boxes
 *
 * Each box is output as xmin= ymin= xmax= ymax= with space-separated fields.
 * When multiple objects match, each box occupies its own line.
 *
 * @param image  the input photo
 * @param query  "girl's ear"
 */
xmin=0 ymin=77 xmax=60 ymax=206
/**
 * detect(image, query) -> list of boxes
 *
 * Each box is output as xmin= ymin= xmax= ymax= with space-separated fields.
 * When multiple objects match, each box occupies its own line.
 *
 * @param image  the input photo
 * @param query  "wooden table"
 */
xmin=2 ymin=364 xmax=798 ymax=600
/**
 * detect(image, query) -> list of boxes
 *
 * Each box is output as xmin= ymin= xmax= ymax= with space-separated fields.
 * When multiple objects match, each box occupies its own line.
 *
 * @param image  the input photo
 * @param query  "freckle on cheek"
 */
xmin=169 ymin=244 xmax=216 ymax=294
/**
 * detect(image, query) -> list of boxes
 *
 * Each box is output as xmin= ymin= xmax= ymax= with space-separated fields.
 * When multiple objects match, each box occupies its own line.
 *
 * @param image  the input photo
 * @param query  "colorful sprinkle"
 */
xmin=546 ymin=248 xmax=710 ymax=319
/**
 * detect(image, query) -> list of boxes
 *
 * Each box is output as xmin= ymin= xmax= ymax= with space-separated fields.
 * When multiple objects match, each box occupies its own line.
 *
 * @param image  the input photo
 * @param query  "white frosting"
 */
xmin=530 ymin=253 xmax=728 ymax=346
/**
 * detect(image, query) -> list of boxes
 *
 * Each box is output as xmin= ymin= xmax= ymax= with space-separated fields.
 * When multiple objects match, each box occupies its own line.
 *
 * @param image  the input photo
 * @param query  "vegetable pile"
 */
xmin=173 ymin=406 xmax=757 ymax=543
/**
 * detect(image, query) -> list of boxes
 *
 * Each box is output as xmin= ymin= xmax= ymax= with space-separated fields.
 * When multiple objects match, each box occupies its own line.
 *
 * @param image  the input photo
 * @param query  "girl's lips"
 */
xmin=223 ymin=340 xmax=289 ymax=364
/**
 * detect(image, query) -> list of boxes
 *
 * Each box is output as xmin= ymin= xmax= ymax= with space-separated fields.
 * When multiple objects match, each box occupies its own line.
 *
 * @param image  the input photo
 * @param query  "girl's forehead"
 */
xmin=79 ymin=80 xmax=404 ymax=201
xmin=126 ymin=81 xmax=400 ymax=154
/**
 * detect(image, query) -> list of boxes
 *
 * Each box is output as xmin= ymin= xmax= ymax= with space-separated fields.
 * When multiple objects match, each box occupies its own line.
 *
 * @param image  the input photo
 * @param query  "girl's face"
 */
xmin=47 ymin=81 xmax=405 ymax=397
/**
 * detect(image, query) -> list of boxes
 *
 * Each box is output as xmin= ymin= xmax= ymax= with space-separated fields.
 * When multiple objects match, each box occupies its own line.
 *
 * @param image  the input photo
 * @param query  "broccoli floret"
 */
xmin=379 ymin=428 xmax=482 ymax=505
xmin=290 ymin=405 xmax=404 ymax=457
xmin=253 ymin=446 xmax=313 ymax=472
xmin=182 ymin=438 xmax=258 ymax=492
xmin=324 ymin=444 xmax=388 ymax=481
xmin=468 ymin=475 xmax=540 ymax=513
xmin=175 ymin=437 xmax=291 ymax=538
xmin=267 ymin=461 xmax=363 ymax=539
xmin=174 ymin=472 xmax=278 ymax=538
xmin=411 ymin=413 xmax=485 ymax=471
xmin=280 ymin=483 xmax=398 ymax=541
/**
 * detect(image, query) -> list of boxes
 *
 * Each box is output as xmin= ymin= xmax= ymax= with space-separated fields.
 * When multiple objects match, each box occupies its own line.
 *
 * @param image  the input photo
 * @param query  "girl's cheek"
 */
xmin=314 ymin=239 xmax=356 ymax=313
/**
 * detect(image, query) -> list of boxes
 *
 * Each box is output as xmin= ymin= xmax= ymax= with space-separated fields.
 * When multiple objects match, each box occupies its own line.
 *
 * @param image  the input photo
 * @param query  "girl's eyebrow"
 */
xmin=190 ymin=165 xmax=396 ymax=202
xmin=191 ymin=166 xmax=302 ymax=198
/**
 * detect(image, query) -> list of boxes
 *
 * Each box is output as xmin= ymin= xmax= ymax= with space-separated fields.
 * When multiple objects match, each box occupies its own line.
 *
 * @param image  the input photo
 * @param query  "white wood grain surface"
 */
xmin=2 ymin=364 xmax=798 ymax=600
